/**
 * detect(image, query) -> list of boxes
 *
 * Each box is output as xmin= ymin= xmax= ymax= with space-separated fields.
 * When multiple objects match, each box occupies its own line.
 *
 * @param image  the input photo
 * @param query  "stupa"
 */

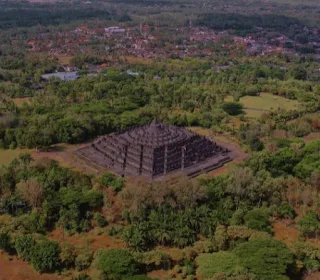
xmin=76 ymin=120 xmax=233 ymax=179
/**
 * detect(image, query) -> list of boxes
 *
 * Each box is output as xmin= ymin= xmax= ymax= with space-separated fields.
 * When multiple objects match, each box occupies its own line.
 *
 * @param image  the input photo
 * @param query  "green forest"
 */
xmin=0 ymin=0 xmax=320 ymax=279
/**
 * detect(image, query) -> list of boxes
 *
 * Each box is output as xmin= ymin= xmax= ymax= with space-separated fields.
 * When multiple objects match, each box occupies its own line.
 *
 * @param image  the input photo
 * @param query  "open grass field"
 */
xmin=225 ymin=93 xmax=300 ymax=118
xmin=31 ymin=143 xmax=101 ymax=175
xmin=117 ymin=55 xmax=154 ymax=65
xmin=0 ymin=149 xmax=33 ymax=165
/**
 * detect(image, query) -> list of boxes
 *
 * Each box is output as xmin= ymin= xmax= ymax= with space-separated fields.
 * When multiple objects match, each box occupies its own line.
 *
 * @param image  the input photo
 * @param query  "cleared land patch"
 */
xmin=188 ymin=127 xmax=248 ymax=176
xmin=225 ymin=93 xmax=300 ymax=118
xmin=12 ymin=97 xmax=32 ymax=107
xmin=0 ymin=251 xmax=62 ymax=280
xmin=56 ymin=55 xmax=74 ymax=65
xmin=48 ymin=228 xmax=126 ymax=251
xmin=0 ymin=149 xmax=33 ymax=165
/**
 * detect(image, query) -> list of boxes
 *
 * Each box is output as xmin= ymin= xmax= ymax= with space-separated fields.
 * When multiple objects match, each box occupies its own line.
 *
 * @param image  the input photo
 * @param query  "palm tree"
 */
xmin=173 ymin=226 xmax=196 ymax=248
xmin=200 ymin=210 xmax=219 ymax=238
xmin=153 ymin=227 xmax=172 ymax=246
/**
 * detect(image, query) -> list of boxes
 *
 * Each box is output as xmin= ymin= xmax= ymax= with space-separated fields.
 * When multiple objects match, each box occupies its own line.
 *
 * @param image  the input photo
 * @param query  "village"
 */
xmin=21 ymin=23 xmax=320 ymax=75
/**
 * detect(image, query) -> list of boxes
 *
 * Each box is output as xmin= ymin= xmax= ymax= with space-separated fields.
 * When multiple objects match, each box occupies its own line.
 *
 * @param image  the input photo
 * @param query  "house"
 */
xmin=105 ymin=27 xmax=126 ymax=35
xmin=126 ymin=70 xmax=140 ymax=76
xmin=41 ymin=72 xmax=79 ymax=82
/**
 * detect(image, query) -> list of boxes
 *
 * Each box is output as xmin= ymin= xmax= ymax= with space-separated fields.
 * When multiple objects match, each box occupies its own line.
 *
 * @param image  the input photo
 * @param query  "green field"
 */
xmin=225 ymin=93 xmax=300 ymax=118
xmin=0 ymin=149 xmax=32 ymax=166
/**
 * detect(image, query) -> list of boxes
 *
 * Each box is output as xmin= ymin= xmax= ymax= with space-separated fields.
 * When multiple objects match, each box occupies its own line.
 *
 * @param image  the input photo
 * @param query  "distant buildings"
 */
xmin=104 ymin=27 xmax=126 ymax=35
xmin=126 ymin=70 xmax=140 ymax=76
xmin=41 ymin=72 xmax=79 ymax=82
xmin=24 ymin=23 xmax=319 ymax=63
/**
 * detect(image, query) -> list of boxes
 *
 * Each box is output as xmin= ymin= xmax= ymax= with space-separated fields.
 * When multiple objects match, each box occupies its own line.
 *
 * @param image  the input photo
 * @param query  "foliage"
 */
xmin=30 ymin=239 xmax=61 ymax=273
xmin=134 ymin=250 xmax=171 ymax=271
xmin=95 ymin=213 xmax=108 ymax=227
xmin=71 ymin=274 xmax=91 ymax=280
xmin=75 ymin=245 xmax=93 ymax=271
xmin=99 ymin=172 xmax=124 ymax=192
xmin=0 ymin=4 xmax=111 ymax=29
xmin=198 ymin=13 xmax=300 ymax=33
xmin=59 ymin=242 xmax=76 ymax=268
xmin=196 ymin=251 xmax=240 ymax=278
xmin=294 ymin=242 xmax=320 ymax=260
xmin=17 ymin=178 xmax=44 ymax=209
xmin=14 ymin=234 xmax=35 ymax=261
xmin=233 ymin=238 xmax=294 ymax=280
xmin=94 ymin=248 xmax=138 ymax=279
xmin=123 ymin=276 xmax=154 ymax=280
xmin=274 ymin=203 xmax=296 ymax=219
xmin=298 ymin=211 xmax=320 ymax=238
xmin=244 ymin=209 xmax=272 ymax=233
xmin=222 ymin=102 xmax=244 ymax=116
xmin=0 ymin=233 xmax=12 ymax=252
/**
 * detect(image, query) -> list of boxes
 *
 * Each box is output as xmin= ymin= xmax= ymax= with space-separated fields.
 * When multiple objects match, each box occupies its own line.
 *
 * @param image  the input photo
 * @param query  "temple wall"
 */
xmin=80 ymin=123 xmax=231 ymax=179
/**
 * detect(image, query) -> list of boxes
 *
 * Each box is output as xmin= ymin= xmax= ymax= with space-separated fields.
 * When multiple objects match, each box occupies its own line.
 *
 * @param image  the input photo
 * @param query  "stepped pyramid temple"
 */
xmin=76 ymin=121 xmax=233 ymax=179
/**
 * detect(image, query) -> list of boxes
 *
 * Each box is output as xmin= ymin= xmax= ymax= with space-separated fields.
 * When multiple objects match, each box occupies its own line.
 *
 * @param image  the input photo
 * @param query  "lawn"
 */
xmin=225 ymin=93 xmax=300 ymax=118
xmin=0 ymin=149 xmax=33 ymax=165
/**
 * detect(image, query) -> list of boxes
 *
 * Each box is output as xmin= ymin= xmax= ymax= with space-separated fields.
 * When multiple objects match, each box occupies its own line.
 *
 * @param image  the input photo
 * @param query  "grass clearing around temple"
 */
xmin=0 ymin=149 xmax=33 ymax=165
xmin=224 ymin=93 xmax=300 ymax=118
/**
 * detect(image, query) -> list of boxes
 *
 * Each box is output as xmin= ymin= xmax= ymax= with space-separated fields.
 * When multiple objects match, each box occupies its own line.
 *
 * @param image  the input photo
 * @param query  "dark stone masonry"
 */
xmin=76 ymin=120 xmax=233 ymax=179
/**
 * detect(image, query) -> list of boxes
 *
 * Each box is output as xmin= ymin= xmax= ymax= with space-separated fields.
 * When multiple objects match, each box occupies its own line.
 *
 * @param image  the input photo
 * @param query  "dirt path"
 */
xmin=31 ymin=143 xmax=100 ymax=175
xmin=304 ymin=272 xmax=320 ymax=280
xmin=304 ymin=132 xmax=320 ymax=143
xmin=207 ymin=133 xmax=248 ymax=177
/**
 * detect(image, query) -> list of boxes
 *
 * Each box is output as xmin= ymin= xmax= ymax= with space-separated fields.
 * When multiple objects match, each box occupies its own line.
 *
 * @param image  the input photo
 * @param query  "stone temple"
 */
xmin=76 ymin=121 xmax=233 ymax=179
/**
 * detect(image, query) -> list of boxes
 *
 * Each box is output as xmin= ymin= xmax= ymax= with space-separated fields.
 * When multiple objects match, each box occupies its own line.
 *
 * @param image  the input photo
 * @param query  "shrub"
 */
xmin=123 ymin=276 xmax=154 ymax=280
xmin=95 ymin=213 xmax=108 ymax=228
xmin=196 ymin=251 xmax=240 ymax=278
xmin=99 ymin=172 xmax=124 ymax=192
xmin=75 ymin=245 xmax=93 ymax=271
xmin=94 ymin=248 xmax=137 ymax=279
xmin=222 ymin=102 xmax=243 ymax=116
xmin=233 ymin=238 xmax=294 ymax=280
xmin=30 ymin=240 xmax=61 ymax=273
xmin=60 ymin=242 xmax=76 ymax=268
xmin=15 ymin=234 xmax=35 ymax=261
xmin=173 ymin=264 xmax=182 ymax=273
xmin=244 ymin=208 xmax=272 ymax=233
xmin=298 ymin=211 xmax=320 ymax=238
xmin=9 ymin=142 xmax=17 ymax=149
xmin=182 ymin=261 xmax=195 ymax=276
xmin=0 ymin=233 xmax=12 ymax=252
xmin=275 ymin=202 xmax=296 ymax=219
xmin=304 ymin=259 xmax=320 ymax=273
xmin=135 ymin=250 xmax=172 ymax=271
xmin=72 ymin=274 xmax=91 ymax=280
